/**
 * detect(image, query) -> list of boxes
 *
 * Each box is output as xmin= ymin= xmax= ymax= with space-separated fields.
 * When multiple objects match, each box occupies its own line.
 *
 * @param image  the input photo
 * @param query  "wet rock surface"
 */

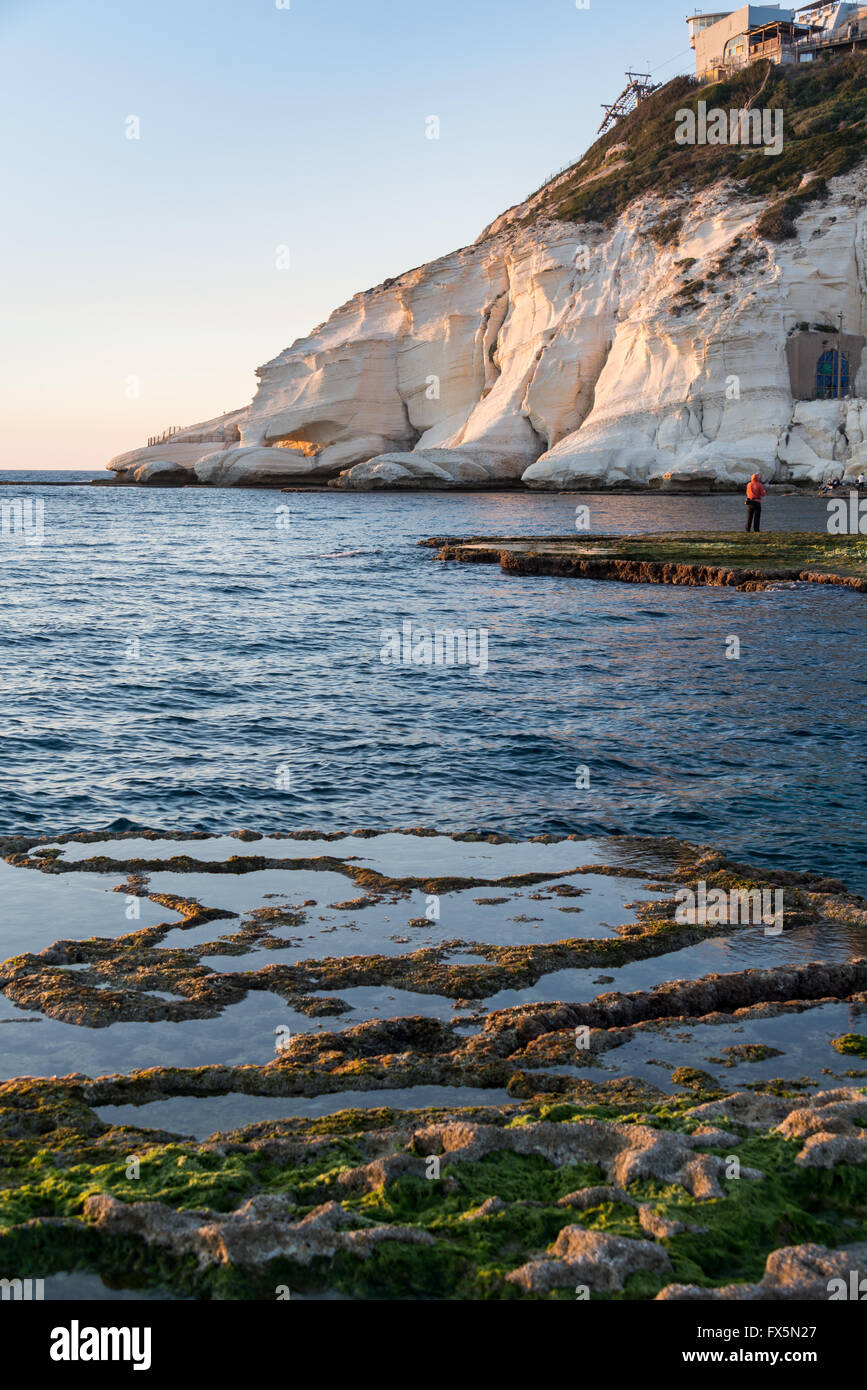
xmin=428 ymin=533 xmax=867 ymax=592
xmin=1 ymin=829 xmax=866 ymax=1299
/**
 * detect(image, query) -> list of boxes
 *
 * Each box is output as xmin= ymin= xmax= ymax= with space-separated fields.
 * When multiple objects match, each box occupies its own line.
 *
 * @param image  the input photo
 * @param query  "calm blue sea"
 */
xmin=1 ymin=472 xmax=864 ymax=890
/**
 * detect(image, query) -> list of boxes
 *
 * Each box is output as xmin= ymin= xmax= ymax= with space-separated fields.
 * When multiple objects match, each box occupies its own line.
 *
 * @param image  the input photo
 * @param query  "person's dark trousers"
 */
xmin=746 ymin=501 xmax=761 ymax=532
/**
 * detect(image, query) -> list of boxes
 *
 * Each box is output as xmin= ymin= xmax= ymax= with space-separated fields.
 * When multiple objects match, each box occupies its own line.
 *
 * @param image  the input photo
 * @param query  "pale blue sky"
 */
xmin=0 ymin=0 xmax=692 ymax=469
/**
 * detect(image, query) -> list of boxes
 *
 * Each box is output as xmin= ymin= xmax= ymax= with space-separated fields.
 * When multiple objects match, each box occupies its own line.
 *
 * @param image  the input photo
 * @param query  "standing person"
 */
xmin=745 ymin=473 xmax=766 ymax=532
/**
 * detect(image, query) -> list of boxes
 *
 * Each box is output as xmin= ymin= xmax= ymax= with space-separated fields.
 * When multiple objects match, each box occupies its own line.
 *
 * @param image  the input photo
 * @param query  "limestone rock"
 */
xmin=108 ymin=408 xmax=247 ymax=483
xmin=689 ymin=1087 xmax=860 ymax=1133
xmin=557 ymin=1185 xmax=633 ymax=1210
xmin=657 ymin=1243 xmax=867 ymax=1301
xmin=771 ymin=1092 xmax=867 ymax=1168
xmin=193 ymin=446 xmax=315 ymax=487
xmin=331 ymin=449 xmax=520 ymax=490
xmin=690 ymin=1126 xmax=734 ymax=1145
xmin=638 ymin=1205 xmax=686 ymax=1239
xmin=82 ymin=1192 xmax=433 ymax=1269
xmin=507 ymin=1228 xmax=670 ymax=1293
xmin=410 ymin=1117 xmax=754 ymax=1197
xmin=112 ymin=446 xmax=213 ymax=484
xmin=773 ymin=1093 xmax=867 ymax=1140
xmin=107 ymin=167 xmax=867 ymax=489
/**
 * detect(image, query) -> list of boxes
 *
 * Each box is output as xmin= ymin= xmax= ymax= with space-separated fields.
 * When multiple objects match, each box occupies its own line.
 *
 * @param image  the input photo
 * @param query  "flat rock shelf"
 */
xmin=2 ymin=828 xmax=867 ymax=1300
xmin=423 ymin=531 xmax=867 ymax=592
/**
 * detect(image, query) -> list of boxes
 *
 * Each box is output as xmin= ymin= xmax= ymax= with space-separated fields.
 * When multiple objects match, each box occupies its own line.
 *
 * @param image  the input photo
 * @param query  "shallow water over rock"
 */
xmin=4 ymin=827 xmax=867 ymax=1304
xmin=0 ymin=859 xmax=182 ymax=960
xmin=0 ymin=836 xmax=675 ymax=1078
xmin=95 ymin=1086 xmax=518 ymax=1140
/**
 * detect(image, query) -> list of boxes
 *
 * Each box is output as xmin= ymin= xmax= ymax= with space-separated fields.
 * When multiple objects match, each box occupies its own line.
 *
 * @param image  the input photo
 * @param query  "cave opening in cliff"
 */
xmin=267 ymin=422 xmax=349 ymax=457
xmin=269 ymin=437 xmax=322 ymax=457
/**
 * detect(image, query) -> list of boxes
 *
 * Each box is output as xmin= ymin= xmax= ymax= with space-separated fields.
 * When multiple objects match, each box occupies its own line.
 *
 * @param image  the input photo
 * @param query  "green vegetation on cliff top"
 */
xmin=531 ymin=55 xmax=867 ymax=238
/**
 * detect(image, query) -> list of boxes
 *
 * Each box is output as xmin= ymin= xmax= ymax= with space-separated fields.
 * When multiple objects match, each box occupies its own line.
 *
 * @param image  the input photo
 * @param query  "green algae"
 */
xmin=3 ymin=1089 xmax=867 ymax=1300
xmin=358 ymin=1152 xmax=605 ymax=1219
xmin=0 ymin=1145 xmax=255 ymax=1225
xmin=433 ymin=532 xmax=867 ymax=586
xmin=646 ymin=1137 xmax=867 ymax=1289
xmin=832 ymin=1034 xmax=867 ymax=1058
xmin=3 ymin=831 xmax=867 ymax=1300
xmin=671 ymin=1067 xmax=723 ymax=1094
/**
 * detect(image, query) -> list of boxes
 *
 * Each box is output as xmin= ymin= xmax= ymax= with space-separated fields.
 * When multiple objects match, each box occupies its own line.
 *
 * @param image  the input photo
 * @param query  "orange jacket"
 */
xmin=746 ymin=477 xmax=766 ymax=501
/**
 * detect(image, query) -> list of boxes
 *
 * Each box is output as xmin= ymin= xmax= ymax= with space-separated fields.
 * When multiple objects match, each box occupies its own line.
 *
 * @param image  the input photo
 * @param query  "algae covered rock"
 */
xmin=507 ymin=1229 xmax=671 ymax=1293
xmin=657 ymin=1243 xmax=867 ymax=1301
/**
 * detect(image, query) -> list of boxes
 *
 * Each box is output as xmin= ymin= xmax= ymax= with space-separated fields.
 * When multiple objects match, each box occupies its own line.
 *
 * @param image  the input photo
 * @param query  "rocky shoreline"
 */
xmin=2 ymin=829 xmax=866 ymax=1299
xmin=426 ymin=531 xmax=867 ymax=593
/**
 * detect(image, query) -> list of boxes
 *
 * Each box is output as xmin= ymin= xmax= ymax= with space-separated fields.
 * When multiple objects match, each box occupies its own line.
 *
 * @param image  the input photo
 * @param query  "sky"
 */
xmin=0 ymin=0 xmax=693 ymax=470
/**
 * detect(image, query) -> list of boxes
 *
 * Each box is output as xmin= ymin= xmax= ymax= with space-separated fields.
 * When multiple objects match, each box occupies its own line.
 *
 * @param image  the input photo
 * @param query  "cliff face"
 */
xmin=108 ymin=62 xmax=867 ymax=489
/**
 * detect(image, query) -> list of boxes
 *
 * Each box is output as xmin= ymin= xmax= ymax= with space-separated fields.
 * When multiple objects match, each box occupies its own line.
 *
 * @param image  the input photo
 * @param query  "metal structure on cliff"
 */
xmin=597 ymin=71 xmax=660 ymax=134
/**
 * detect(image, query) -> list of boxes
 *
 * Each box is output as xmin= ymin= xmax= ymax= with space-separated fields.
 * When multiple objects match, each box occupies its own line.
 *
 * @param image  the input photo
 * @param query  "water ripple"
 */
xmin=1 ymin=476 xmax=865 ymax=890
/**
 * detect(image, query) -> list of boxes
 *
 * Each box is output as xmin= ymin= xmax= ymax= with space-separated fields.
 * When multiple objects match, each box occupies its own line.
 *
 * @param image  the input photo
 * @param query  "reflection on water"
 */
xmin=0 ymin=485 xmax=864 ymax=891
xmin=576 ymin=999 xmax=867 ymax=1094
xmin=0 ymin=848 xmax=672 ymax=1079
xmin=95 ymin=1085 xmax=517 ymax=1140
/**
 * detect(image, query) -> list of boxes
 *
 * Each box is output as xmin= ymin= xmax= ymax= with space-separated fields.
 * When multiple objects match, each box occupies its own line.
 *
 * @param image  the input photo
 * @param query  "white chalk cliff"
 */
xmin=108 ymin=148 xmax=867 ymax=490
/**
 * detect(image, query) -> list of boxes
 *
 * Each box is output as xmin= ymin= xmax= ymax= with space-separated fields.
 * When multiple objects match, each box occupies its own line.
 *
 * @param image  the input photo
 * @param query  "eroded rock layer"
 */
xmin=107 ymin=64 xmax=867 ymax=490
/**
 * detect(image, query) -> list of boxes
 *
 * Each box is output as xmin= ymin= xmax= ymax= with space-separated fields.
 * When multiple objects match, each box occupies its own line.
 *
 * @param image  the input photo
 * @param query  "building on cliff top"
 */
xmin=688 ymin=3 xmax=867 ymax=79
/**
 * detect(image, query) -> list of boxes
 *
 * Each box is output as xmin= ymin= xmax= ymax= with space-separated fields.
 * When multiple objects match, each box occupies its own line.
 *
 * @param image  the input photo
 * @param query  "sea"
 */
xmin=1 ymin=470 xmax=865 ymax=891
